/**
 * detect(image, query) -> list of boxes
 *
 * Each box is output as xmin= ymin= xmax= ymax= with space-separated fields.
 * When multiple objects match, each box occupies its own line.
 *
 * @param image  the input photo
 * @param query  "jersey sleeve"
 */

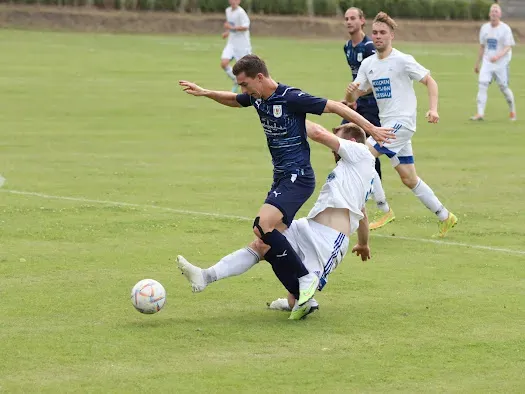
xmin=364 ymin=41 xmax=376 ymax=58
xmin=479 ymin=25 xmax=486 ymax=45
xmin=404 ymin=55 xmax=429 ymax=81
xmin=238 ymin=9 xmax=250 ymax=28
xmin=236 ymin=93 xmax=252 ymax=107
xmin=286 ymin=90 xmax=327 ymax=115
xmin=337 ymin=138 xmax=365 ymax=163
xmin=354 ymin=61 xmax=371 ymax=92
xmin=503 ymin=25 xmax=515 ymax=46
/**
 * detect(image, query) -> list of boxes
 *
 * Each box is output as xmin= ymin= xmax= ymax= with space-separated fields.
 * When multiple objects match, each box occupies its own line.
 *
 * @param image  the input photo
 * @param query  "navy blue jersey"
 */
xmin=236 ymin=84 xmax=327 ymax=177
xmin=344 ymin=35 xmax=377 ymax=105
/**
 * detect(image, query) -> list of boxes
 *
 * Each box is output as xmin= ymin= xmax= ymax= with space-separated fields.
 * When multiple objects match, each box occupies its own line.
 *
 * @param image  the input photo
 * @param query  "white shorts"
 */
xmin=479 ymin=62 xmax=510 ymax=87
xmin=221 ymin=44 xmax=251 ymax=61
xmin=283 ymin=218 xmax=349 ymax=291
xmin=367 ymin=122 xmax=414 ymax=167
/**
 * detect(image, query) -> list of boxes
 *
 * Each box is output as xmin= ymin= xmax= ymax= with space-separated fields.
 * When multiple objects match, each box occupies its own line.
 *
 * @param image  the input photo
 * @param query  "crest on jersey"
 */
xmin=273 ymin=105 xmax=282 ymax=118
xmin=357 ymin=52 xmax=363 ymax=62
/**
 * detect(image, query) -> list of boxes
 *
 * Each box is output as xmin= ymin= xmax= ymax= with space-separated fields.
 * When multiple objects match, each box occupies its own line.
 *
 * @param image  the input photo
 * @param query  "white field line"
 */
xmin=2 ymin=189 xmax=525 ymax=257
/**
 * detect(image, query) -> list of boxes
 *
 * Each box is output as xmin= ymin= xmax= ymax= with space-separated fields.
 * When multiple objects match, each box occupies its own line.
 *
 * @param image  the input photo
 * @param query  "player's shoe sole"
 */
xmin=176 ymin=255 xmax=207 ymax=293
xmin=370 ymin=209 xmax=395 ymax=231
xmin=469 ymin=115 xmax=484 ymax=121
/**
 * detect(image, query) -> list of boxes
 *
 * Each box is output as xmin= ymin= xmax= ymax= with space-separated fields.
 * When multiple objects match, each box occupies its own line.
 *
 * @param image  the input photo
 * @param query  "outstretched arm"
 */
xmin=179 ymin=80 xmax=241 ymax=108
xmin=305 ymin=120 xmax=341 ymax=152
xmin=323 ymin=100 xmax=394 ymax=144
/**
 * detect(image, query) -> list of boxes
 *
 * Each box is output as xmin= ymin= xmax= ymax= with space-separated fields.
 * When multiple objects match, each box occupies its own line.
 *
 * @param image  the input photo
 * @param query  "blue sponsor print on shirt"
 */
xmin=372 ymin=78 xmax=392 ymax=99
xmin=487 ymin=38 xmax=497 ymax=50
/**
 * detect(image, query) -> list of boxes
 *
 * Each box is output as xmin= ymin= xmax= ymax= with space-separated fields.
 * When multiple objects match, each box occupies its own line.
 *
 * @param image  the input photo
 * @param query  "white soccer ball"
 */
xmin=130 ymin=279 xmax=166 ymax=314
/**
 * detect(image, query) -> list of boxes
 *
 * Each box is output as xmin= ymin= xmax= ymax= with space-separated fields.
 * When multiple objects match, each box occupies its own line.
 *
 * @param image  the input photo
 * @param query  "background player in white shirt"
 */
xmin=221 ymin=0 xmax=252 ymax=92
xmin=177 ymin=122 xmax=375 ymax=320
xmin=346 ymin=12 xmax=457 ymax=238
xmin=471 ymin=3 xmax=516 ymax=121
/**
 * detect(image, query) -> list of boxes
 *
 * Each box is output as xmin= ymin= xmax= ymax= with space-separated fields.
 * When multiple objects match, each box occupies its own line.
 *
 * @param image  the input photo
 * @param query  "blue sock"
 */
xmin=266 ymin=255 xmax=299 ymax=299
xmin=262 ymin=229 xmax=309 ymax=279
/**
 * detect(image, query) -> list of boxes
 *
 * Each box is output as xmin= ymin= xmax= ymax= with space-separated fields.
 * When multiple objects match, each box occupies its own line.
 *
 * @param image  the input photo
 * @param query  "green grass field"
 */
xmin=1 ymin=28 xmax=524 ymax=393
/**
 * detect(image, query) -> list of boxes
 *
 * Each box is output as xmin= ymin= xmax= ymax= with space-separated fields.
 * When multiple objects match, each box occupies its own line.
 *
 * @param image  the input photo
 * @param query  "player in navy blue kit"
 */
xmin=178 ymin=55 xmax=393 ymax=311
xmin=342 ymin=7 xmax=394 ymax=229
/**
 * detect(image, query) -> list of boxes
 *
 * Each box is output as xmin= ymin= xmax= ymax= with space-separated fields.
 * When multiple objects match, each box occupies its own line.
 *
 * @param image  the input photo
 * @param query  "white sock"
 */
xmin=411 ymin=178 xmax=449 ymax=221
xmin=224 ymin=65 xmax=236 ymax=81
xmin=500 ymin=86 xmax=516 ymax=113
xmin=371 ymin=171 xmax=390 ymax=213
xmin=477 ymin=82 xmax=488 ymax=116
xmin=203 ymin=247 xmax=260 ymax=283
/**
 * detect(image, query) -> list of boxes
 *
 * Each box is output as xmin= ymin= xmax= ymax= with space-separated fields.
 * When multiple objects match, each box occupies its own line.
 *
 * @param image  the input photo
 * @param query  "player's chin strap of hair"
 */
xmin=253 ymin=217 xmax=266 ymax=237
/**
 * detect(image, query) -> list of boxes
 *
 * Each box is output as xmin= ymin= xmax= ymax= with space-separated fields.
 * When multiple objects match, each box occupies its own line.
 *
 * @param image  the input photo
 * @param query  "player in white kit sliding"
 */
xmin=221 ymin=0 xmax=252 ymax=93
xmin=346 ymin=12 xmax=457 ymax=238
xmin=177 ymin=121 xmax=375 ymax=320
xmin=471 ymin=3 xmax=516 ymax=121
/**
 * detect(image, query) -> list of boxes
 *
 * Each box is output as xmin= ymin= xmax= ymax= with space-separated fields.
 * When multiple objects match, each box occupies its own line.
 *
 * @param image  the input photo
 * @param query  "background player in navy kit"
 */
xmin=342 ymin=7 xmax=394 ymax=229
xmin=179 ymin=55 xmax=393 ymax=307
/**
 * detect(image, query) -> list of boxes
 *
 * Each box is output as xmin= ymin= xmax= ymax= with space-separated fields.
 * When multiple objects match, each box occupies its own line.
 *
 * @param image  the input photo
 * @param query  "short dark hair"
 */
xmin=232 ymin=54 xmax=269 ymax=78
xmin=332 ymin=123 xmax=366 ymax=144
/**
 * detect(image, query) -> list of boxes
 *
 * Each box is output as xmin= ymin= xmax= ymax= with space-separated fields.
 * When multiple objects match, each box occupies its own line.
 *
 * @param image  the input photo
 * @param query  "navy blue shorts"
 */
xmin=341 ymin=101 xmax=381 ymax=131
xmin=264 ymin=167 xmax=315 ymax=227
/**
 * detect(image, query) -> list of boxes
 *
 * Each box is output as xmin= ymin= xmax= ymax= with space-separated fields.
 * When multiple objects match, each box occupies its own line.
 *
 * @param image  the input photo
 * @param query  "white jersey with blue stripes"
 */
xmin=355 ymin=48 xmax=429 ymax=131
xmin=307 ymin=138 xmax=375 ymax=233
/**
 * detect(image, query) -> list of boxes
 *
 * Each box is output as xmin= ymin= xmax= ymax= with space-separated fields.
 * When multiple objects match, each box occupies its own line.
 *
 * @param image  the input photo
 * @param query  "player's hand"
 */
xmin=489 ymin=55 xmax=499 ymax=63
xmin=221 ymin=31 xmax=229 ymax=39
xmin=368 ymin=126 xmax=395 ymax=146
xmin=179 ymin=80 xmax=207 ymax=96
xmin=474 ymin=64 xmax=480 ymax=73
xmin=426 ymin=110 xmax=439 ymax=123
xmin=352 ymin=244 xmax=371 ymax=261
xmin=340 ymin=100 xmax=357 ymax=110
xmin=346 ymin=82 xmax=360 ymax=96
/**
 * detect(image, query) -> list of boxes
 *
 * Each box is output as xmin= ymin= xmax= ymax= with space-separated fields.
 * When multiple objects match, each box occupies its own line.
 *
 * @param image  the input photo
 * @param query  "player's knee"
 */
xmin=400 ymin=174 xmax=418 ymax=189
xmin=498 ymin=83 xmax=508 ymax=92
xmin=252 ymin=216 xmax=275 ymax=239
xmin=220 ymin=60 xmax=229 ymax=69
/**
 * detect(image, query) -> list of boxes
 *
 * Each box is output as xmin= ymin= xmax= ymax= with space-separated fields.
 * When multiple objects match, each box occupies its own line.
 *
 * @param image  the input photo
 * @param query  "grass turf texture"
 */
xmin=0 ymin=29 xmax=524 ymax=392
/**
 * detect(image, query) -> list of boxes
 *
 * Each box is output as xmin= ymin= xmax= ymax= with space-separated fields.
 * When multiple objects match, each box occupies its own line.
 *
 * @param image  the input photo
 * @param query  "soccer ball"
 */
xmin=130 ymin=279 xmax=166 ymax=314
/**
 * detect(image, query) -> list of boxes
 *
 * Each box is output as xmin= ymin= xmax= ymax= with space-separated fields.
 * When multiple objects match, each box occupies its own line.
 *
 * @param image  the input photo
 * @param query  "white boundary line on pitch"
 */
xmin=2 ymin=189 xmax=525 ymax=257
